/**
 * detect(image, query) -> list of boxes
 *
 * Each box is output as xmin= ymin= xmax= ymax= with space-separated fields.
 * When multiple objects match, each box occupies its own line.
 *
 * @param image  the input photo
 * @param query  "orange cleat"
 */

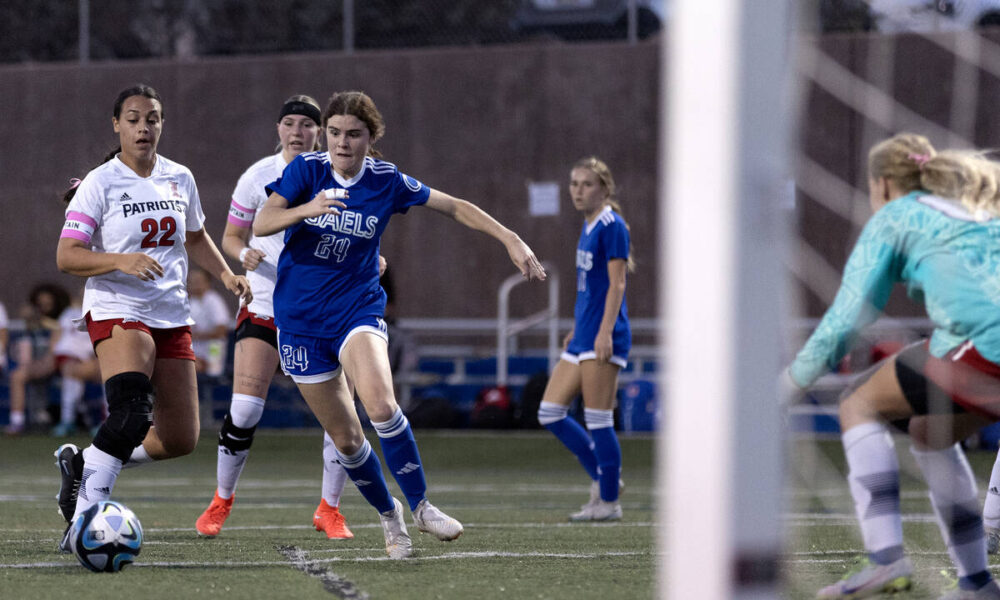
xmin=313 ymin=499 xmax=354 ymax=539
xmin=196 ymin=491 xmax=234 ymax=537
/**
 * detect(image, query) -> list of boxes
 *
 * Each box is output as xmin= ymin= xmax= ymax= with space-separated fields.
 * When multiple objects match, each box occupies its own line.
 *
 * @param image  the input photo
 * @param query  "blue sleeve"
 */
xmin=392 ymin=169 xmax=431 ymax=214
xmin=602 ymin=218 xmax=630 ymax=261
xmin=789 ymin=209 xmax=904 ymax=388
xmin=265 ymin=155 xmax=312 ymax=207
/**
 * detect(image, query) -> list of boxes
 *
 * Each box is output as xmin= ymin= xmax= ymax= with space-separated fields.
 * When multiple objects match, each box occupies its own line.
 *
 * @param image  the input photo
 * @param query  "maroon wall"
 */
xmin=0 ymin=40 xmax=659 ymax=324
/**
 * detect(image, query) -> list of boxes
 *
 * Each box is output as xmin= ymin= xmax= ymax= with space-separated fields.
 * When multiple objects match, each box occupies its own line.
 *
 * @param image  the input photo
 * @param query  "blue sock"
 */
xmin=590 ymin=424 xmax=622 ymax=502
xmin=372 ymin=409 xmax=427 ymax=511
xmin=541 ymin=412 xmax=599 ymax=481
xmin=337 ymin=439 xmax=394 ymax=514
xmin=959 ymin=570 xmax=993 ymax=591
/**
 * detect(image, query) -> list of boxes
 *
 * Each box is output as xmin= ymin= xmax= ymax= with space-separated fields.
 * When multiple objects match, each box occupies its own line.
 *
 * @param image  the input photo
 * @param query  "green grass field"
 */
xmin=0 ymin=429 xmax=655 ymax=600
xmin=784 ymin=437 xmax=1000 ymax=599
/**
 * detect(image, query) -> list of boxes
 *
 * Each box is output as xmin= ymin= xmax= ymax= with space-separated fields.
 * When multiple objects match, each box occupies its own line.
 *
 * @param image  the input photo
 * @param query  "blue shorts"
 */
xmin=277 ymin=316 xmax=388 ymax=383
xmin=563 ymin=328 xmax=630 ymax=368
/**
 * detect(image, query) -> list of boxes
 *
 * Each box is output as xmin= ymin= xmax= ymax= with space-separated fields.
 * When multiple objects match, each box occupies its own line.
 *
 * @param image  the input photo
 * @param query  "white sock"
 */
xmin=842 ymin=422 xmax=904 ymax=556
xmin=9 ymin=410 xmax=24 ymax=427
xmin=910 ymin=443 xmax=987 ymax=578
xmin=217 ymin=394 xmax=265 ymax=499
xmin=983 ymin=447 xmax=1000 ymax=530
xmin=122 ymin=444 xmax=154 ymax=469
xmin=60 ymin=377 xmax=85 ymax=425
xmin=321 ymin=431 xmax=347 ymax=507
xmin=75 ymin=445 xmax=123 ymax=520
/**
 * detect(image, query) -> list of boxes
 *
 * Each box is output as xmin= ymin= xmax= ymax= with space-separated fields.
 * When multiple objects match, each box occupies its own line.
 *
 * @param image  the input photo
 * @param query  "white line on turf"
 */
xmin=1 ymin=549 xmax=652 ymax=569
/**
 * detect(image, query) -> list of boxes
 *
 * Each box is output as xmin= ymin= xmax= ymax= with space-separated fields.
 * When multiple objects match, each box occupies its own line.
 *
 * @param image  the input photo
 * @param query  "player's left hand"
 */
xmin=507 ymin=237 xmax=546 ymax=281
xmin=594 ymin=332 xmax=613 ymax=363
xmin=222 ymin=272 xmax=253 ymax=305
xmin=378 ymin=255 xmax=387 ymax=277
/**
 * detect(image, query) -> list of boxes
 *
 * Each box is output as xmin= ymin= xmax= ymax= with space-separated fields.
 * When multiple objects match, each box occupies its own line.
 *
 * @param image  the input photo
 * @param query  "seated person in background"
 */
xmin=5 ymin=283 xmax=71 ymax=435
xmin=188 ymin=266 xmax=231 ymax=377
xmin=50 ymin=291 xmax=103 ymax=437
xmin=0 ymin=300 xmax=9 ymax=377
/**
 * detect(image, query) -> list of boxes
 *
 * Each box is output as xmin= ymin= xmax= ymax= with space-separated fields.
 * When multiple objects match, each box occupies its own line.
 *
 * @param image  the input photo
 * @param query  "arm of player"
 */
xmin=56 ymin=237 xmax=165 ymax=281
xmin=253 ymin=190 xmax=347 ymax=237
xmin=185 ymin=228 xmax=252 ymax=305
xmin=221 ymin=220 xmax=266 ymax=272
xmin=423 ymin=189 xmax=546 ymax=281
xmin=593 ymin=258 xmax=627 ymax=362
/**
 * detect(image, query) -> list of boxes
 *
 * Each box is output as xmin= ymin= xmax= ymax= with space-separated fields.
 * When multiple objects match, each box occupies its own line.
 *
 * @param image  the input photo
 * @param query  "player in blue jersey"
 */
xmin=786 ymin=133 xmax=1000 ymax=599
xmin=254 ymin=90 xmax=547 ymax=559
xmin=195 ymin=95 xmax=355 ymax=540
xmin=536 ymin=157 xmax=631 ymax=522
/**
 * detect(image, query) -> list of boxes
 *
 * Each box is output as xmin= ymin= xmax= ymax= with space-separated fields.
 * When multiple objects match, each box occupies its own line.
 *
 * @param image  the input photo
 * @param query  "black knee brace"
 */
xmin=218 ymin=412 xmax=257 ymax=454
xmin=94 ymin=372 xmax=154 ymax=463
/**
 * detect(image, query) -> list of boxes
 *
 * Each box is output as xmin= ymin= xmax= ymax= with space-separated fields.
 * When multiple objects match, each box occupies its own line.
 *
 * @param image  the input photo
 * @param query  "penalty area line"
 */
xmin=277 ymin=545 xmax=370 ymax=600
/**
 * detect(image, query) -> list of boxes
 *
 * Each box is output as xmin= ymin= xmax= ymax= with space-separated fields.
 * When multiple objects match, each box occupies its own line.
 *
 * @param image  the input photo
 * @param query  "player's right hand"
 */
xmin=301 ymin=189 xmax=348 ymax=219
xmin=242 ymin=248 xmax=266 ymax=271
xmin=119 ymin=253 xmax=164 ymax=281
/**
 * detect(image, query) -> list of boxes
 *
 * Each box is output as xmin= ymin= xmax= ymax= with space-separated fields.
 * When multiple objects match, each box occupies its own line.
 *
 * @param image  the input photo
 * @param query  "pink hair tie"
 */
xmin=907 ymin=153 xmax=931 ymax=169
xmin=69 ymin=178 xmax=82 ymax=189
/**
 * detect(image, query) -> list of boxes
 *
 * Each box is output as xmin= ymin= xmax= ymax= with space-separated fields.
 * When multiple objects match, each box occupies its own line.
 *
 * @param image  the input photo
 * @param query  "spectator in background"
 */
xmin=50 ymin=289 xmax=103 ymax=438
xmin=187 ymin=266 xmax=230 ymax=377
xmin=4 ymin=283 xmax=71 ymax=435
xmin=0 ymin=300 xmax=9 ymax=377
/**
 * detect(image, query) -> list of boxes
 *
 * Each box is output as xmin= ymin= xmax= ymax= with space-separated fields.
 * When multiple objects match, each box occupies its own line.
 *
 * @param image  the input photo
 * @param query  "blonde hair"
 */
xmin=573 ymin=156 xmax=636 ymax=272
xmin=868 ymin=133 xmax=1000 ymax=218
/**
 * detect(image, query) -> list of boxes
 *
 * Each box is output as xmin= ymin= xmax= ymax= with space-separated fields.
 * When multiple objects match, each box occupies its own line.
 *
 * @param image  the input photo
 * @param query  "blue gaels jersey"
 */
xmin=266 ymin=153 xmax=430 ymax=336
xmin=573 ymin=205 xmax=631 ymax=348
xmin=790 ymin=191 xmax=1000 ymax=388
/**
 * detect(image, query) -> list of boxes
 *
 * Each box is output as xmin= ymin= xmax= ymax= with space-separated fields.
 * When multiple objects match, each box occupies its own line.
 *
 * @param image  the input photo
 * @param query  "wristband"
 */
xmin=239 ymin=247 xmax=250 ymax=263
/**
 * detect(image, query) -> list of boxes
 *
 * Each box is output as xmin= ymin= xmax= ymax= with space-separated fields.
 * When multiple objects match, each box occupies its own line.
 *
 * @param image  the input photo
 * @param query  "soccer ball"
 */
xmin=70 ymin=500 xmax=143 ymax=572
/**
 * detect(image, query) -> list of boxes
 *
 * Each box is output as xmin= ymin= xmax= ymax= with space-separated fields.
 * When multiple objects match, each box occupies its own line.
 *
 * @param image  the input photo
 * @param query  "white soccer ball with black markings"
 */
xmin=70 ymin=500 xmax=143 ymax=572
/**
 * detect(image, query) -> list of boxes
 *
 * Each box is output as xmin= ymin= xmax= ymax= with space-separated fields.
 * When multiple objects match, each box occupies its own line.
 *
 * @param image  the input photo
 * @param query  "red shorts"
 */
xmin=234 ymin=306 xmax=278 ymax=348
xmin=897 ymin=340 xmax=1000 ymax=419
xmin=85 ymin=312 xmax=195 ymax=361
xmin=236 ymin=306 xmax=277 ymax=331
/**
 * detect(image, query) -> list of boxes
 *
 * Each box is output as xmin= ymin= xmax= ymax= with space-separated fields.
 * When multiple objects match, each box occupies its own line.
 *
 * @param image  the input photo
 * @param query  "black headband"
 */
xmin=278 ymin=101 xmax=321 ymax=126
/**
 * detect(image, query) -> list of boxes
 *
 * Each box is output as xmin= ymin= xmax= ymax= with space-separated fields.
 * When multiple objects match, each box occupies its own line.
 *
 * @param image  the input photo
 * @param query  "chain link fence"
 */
xmin=0 ymin=0 xmax=664 ymax=64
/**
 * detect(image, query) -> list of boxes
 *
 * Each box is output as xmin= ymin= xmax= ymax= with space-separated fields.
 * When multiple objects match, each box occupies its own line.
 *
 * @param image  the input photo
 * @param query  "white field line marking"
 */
xmin=278 ymin=545 xmax=370 ymax=600
xmin=8 ymin=520 xmax=658 ymax=542
xmin=1 ymin=549 xmax=651 ymax=569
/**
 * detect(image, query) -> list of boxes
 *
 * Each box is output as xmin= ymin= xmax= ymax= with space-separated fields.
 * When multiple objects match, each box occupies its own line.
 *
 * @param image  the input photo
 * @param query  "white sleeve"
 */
xmin=185 ymin=171 xmax=206 ymax=232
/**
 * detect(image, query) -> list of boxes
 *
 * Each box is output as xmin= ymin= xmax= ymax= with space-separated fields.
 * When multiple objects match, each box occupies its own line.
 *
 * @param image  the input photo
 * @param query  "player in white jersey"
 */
xmin=52 ymin=84 xmax=251 ymax=554
xmin=255 ymin=90 xmax=547 ymax=559
xmin=195 ymin=95 xmax=354 ymax=540
xmin=537 ymin=157 xmax=631 ymax=522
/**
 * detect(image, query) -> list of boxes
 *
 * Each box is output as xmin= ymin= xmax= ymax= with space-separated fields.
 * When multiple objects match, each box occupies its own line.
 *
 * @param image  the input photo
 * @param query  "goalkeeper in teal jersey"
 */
xmin=788 ymin=133 xmax=1000 ymax=599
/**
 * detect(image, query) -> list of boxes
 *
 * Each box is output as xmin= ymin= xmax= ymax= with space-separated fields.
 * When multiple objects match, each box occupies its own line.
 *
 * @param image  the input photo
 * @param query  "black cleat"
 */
xmin=54 ymin=444 xmax=83 ymax=523
xmin=58 ymin=522 xmax=73 ymax=554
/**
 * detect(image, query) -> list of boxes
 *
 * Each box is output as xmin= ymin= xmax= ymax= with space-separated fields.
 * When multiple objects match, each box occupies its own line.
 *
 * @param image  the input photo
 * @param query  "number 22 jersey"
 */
xmin=266 ymin=152 xmax=429 ymax=336
xmin=61 ymin=154 xmax=206 ymax=328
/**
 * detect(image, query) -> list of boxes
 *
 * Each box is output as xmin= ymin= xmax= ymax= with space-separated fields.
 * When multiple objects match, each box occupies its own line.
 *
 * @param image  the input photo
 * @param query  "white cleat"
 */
xmin=379 ymin=497 xmax=413 ymax=559
xmin=816 ymin=557 xmax=912 ymax=599
xmin=412 ymin=499 xmax=463 ymax=541
xmin=570 ymin=499 xmax=622 ymax=522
